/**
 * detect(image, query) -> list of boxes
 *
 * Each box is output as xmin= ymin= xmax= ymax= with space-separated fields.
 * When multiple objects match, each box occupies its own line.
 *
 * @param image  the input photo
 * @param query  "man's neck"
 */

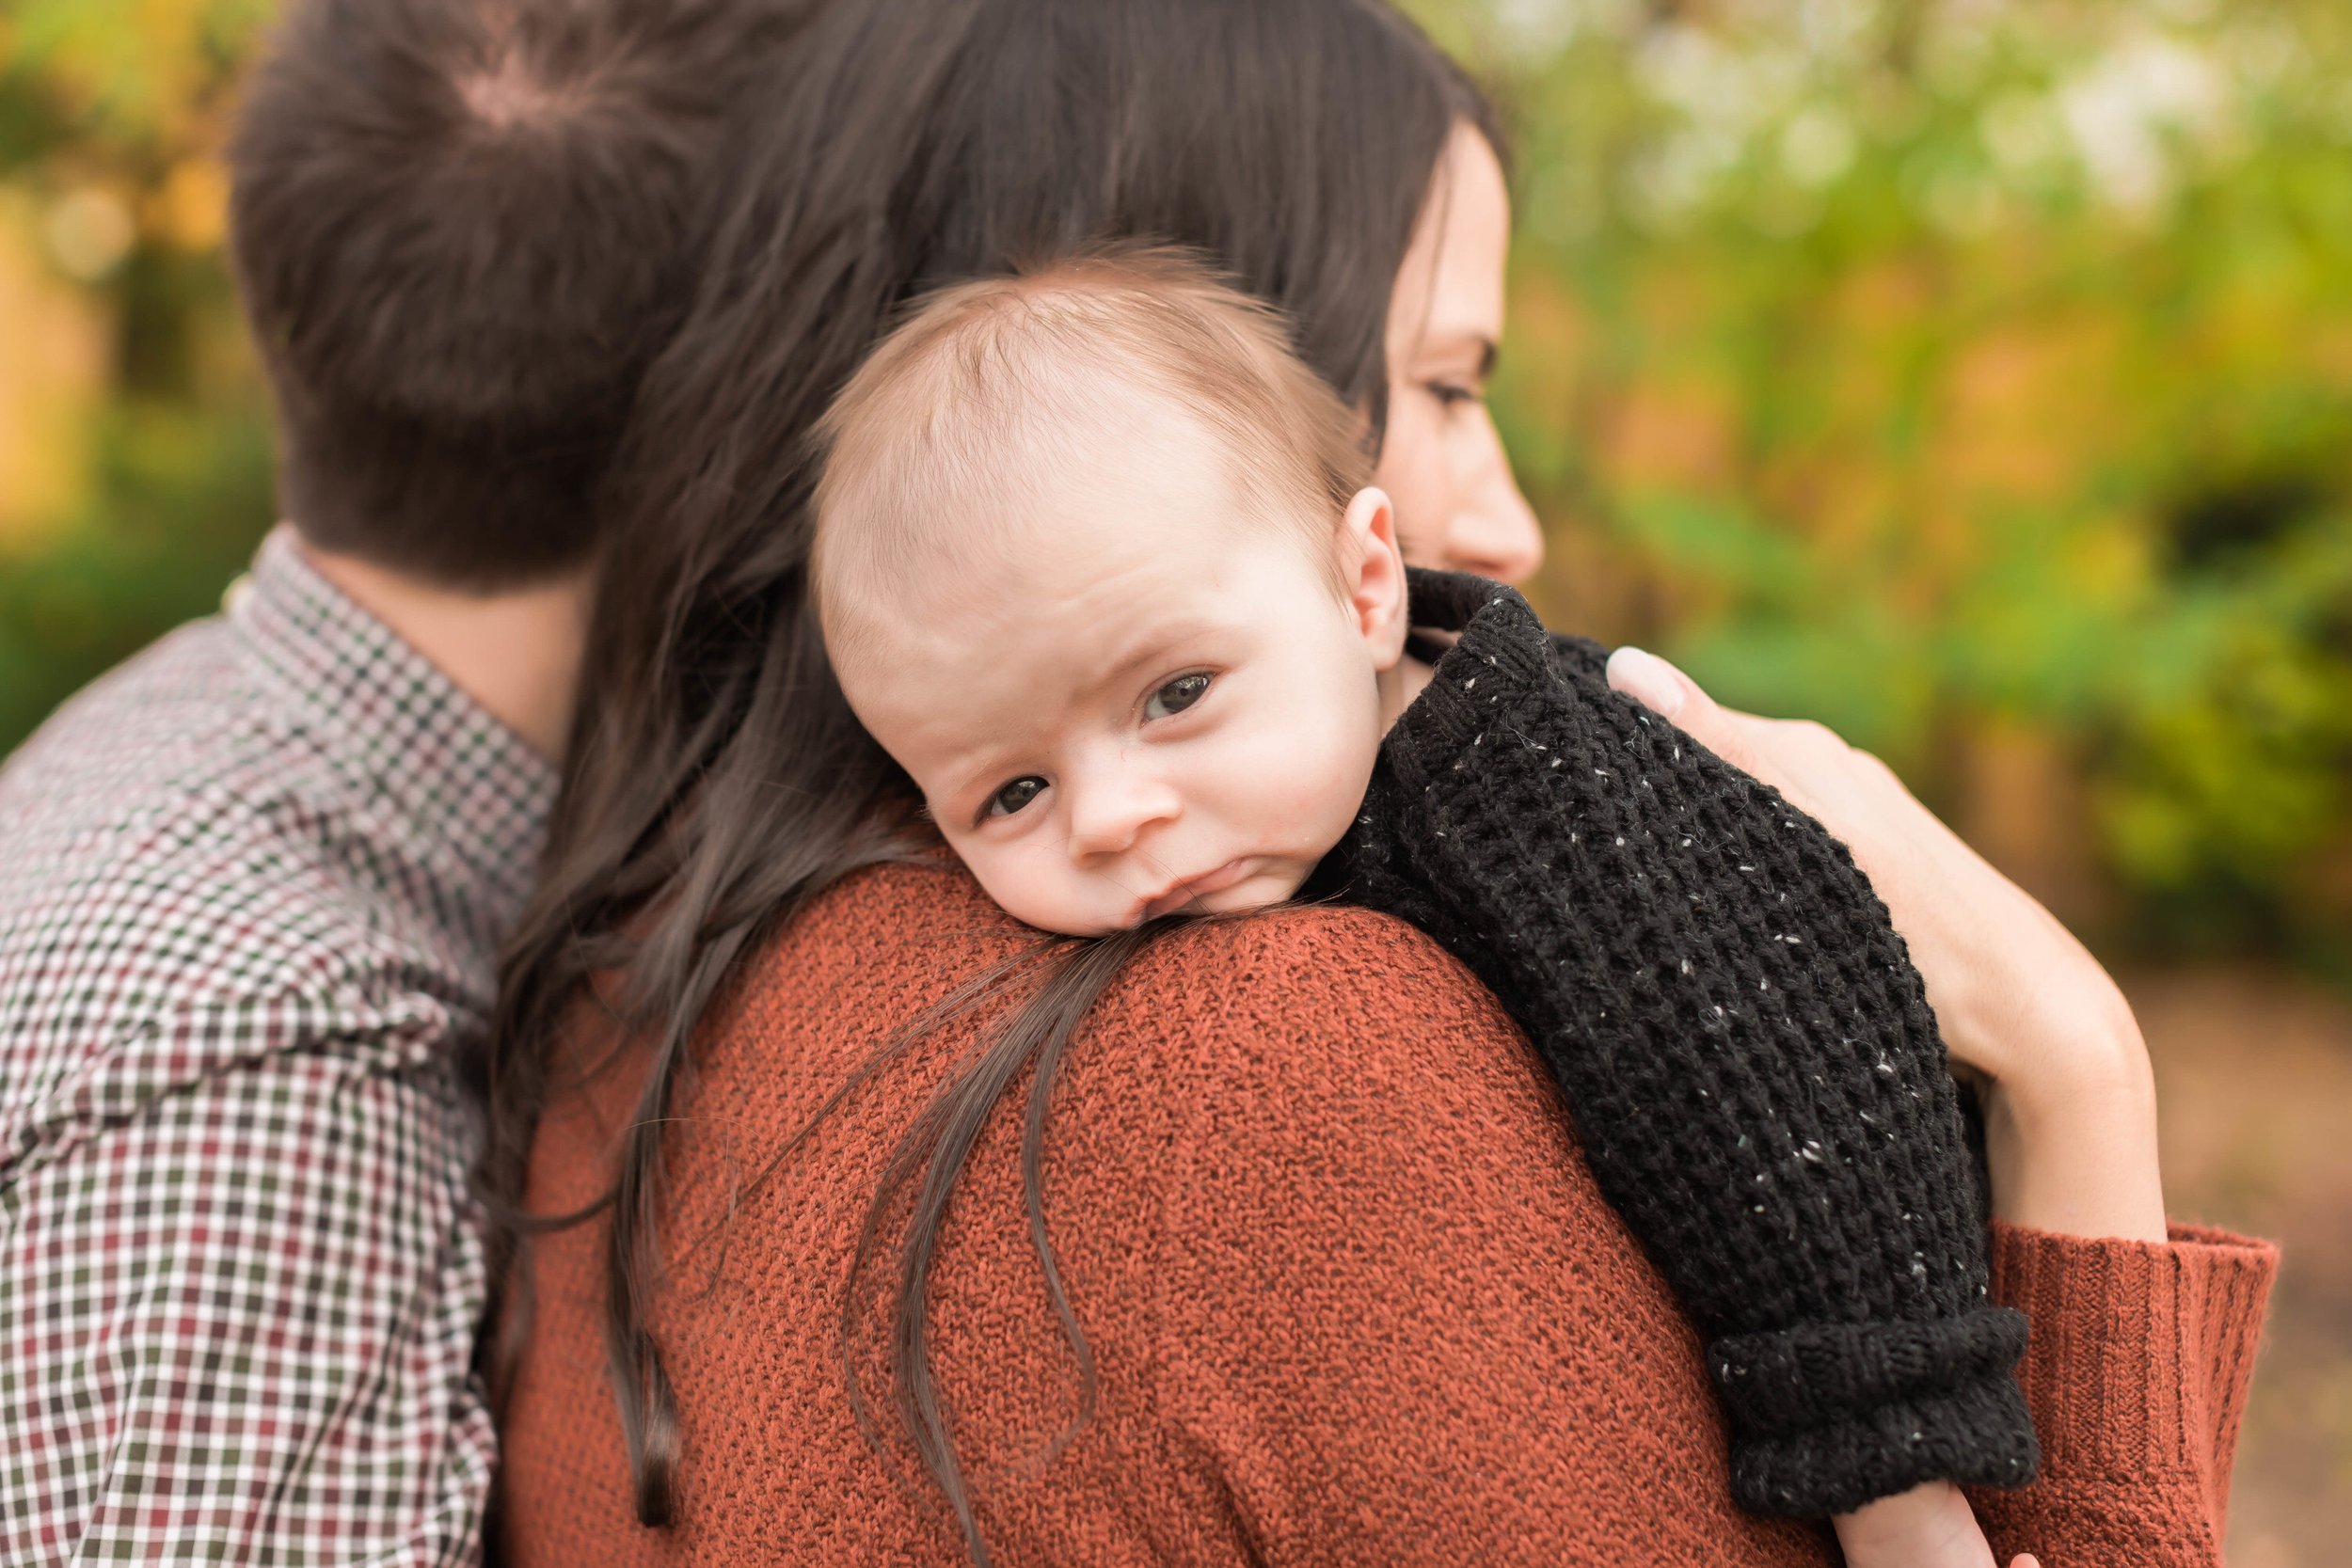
xmin=295 ymin=537 xmax=594 ymax=762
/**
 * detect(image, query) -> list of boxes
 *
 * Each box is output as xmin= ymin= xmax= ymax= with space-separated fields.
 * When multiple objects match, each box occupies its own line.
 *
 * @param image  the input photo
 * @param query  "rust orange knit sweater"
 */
xmin=501 ymin=858 xmax=2276 ymax=1567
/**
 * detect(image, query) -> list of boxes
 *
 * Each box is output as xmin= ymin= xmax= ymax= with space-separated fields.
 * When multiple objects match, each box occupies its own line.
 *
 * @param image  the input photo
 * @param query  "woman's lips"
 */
xmin=1141 ymin=858 xmax=1252 ymax=921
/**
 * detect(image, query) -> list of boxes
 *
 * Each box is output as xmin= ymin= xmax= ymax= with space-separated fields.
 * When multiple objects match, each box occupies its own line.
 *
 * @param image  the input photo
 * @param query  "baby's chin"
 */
xmin=1001 ymin=863 xmax=1311 ymax=939
xmin=1132 ymin=864 xmax=1314 ymax=933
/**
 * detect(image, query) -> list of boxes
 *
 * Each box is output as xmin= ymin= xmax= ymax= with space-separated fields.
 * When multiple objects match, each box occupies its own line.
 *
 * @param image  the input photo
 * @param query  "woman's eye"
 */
xmin=1424 ymin=380 xmax=1481 ymax=409
xmin=1144 ymin=673 xmax=1212 ymax=721
xmin=986 ymin=776 xmax=1046 ymax=818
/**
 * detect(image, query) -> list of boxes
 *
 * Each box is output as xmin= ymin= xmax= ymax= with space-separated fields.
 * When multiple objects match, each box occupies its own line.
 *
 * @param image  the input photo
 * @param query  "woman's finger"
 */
xmin=1605 ymin=645 xmax=1753 ymax=768
xmin=1602 ymin=644 xmax=1692 ymax=720
xmin=1609 ymin=648 xmax=1740 ymax=752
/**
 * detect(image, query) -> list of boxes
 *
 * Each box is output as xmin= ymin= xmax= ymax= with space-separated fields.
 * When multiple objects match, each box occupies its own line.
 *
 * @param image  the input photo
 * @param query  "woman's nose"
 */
xmin=1445 ymin=414 xmax=1546 ymax=584
xmin=1063 ymin=768 xmax=1181 ymax=861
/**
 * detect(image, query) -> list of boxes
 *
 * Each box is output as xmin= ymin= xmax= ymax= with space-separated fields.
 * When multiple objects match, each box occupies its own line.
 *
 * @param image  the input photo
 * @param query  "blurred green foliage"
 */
xmin=3 ymin=0 xmax=2347 ymax=971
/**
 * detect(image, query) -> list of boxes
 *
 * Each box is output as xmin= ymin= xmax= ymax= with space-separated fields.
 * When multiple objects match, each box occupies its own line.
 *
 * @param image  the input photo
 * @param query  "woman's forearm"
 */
xmin=1981 ymin=1058 xmax=2168 ymax=1243
xmin=1932 ymin=902 xmax=2169 ymax=1243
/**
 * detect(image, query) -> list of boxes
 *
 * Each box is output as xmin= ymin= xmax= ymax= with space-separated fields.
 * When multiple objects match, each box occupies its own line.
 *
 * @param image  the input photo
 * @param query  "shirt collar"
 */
xmin=230 ymin=526 xmax=558 ymax=906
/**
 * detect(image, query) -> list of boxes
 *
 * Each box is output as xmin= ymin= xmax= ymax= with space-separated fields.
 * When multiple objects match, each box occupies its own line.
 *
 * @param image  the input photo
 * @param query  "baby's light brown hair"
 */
xmin=812 ymin=247 xmax=1374 ymax=662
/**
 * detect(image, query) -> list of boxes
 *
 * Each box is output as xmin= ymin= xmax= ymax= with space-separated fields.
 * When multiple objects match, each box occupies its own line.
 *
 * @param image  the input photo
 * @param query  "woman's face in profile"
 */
xmin=1376 ymin=122 xmax=1544 ymax=586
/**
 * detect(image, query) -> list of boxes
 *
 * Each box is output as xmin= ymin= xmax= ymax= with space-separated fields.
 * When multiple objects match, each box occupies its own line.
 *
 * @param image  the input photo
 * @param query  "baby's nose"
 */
xmin=1064 ymin=771 xmax=1182 ymax=861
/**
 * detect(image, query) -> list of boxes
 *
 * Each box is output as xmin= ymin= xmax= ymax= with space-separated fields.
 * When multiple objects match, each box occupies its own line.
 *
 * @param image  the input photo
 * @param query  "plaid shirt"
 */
xmin=0 ymin=528 xmax=553 ymax=1565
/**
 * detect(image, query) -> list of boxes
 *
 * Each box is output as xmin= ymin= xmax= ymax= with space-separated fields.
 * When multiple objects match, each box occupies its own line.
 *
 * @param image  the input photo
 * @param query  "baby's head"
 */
xmin=814 ymin=250 xmax=1414 ymax=936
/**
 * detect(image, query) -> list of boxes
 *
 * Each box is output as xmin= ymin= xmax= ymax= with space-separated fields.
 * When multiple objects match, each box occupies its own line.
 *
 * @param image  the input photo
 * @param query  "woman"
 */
xmin=491 ymin=1 xmax=2272 ymax=1563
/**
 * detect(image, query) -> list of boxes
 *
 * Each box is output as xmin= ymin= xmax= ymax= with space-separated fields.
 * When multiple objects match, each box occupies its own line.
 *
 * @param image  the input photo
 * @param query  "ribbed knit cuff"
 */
xmin=1988 ymin=1221 xmax=2277 ymax=1509
xmin=1389 ymin=652 xmax=1556 ymax=775
xmin=1710 ymin=1307 xmax=2038 ymax=1516
xmin=1386 ymin=583 xmax=1556 ymax=769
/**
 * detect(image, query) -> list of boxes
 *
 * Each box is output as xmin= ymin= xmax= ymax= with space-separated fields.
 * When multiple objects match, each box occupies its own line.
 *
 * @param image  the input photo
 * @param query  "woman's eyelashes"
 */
xmin=1423 ymin=379 xmax=1482 ymax=410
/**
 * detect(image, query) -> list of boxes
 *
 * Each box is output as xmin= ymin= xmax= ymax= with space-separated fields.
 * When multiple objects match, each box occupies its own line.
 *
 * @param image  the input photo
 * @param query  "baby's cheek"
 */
xmin=1231 ymin=720 xmax=1375 ymax=847
xmin=969 ymin=832 xmax=1135 ymax=937
xmin=946 ymin=835 xmax=1025 ymax=910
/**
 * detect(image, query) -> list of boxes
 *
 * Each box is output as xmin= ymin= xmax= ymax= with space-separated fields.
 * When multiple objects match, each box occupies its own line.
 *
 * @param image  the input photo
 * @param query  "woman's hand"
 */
xmin=1603 ymin=647 xmax=2167 ymax=1244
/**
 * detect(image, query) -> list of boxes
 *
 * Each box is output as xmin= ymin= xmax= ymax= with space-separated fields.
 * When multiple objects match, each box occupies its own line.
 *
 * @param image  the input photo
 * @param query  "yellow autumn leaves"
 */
xmin=0 ymin=0 xmax=260 ymax=544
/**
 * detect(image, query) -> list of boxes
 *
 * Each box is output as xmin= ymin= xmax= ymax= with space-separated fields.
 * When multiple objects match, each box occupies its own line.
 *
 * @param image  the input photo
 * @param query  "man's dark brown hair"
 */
xmin=229 ymin=0 xmax=803 ymax=588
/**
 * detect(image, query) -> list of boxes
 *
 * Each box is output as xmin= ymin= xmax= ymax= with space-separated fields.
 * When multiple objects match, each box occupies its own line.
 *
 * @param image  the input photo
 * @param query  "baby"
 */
xmin=813 ymin=250 xmax=2038 ymax=1559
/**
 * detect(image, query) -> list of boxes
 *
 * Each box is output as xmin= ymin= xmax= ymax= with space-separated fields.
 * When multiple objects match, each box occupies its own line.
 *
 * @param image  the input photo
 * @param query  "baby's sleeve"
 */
xmin=1349 ymin=596 xmax=2039 ymax=1517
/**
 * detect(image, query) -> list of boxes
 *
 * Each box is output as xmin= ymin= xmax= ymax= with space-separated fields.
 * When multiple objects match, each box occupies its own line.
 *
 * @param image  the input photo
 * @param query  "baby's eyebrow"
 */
xmin=1098 ymin=613 xmax=1222 ymax=679
xmin=941 ymin=743 xmax=1029 ymax=813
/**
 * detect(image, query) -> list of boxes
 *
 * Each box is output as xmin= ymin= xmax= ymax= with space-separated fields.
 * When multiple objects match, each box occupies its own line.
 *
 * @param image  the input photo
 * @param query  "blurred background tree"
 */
xmin=0 ymin=0 xmax=276 ymax=752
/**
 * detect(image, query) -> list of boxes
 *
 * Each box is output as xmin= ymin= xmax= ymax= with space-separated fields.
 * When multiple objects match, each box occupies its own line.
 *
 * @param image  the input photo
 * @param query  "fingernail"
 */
xmin=1607 ymin=645 xmax=1685 ymax=719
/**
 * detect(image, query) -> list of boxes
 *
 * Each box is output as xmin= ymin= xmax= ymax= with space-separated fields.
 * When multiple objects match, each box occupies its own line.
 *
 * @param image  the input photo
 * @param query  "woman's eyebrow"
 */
xmin=1419 ymin=332 xmax=1499 ymax=379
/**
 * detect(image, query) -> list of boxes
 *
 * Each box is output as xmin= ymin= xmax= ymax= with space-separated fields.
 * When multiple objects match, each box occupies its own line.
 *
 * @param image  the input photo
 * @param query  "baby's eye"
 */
xmin=986 ymin=776 xmax=1047 ymax=818
xmin=1144 ymin=673 xmax=1212 ymax=721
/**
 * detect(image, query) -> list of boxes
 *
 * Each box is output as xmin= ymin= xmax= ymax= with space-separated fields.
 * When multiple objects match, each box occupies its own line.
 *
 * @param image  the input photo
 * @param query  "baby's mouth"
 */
xmin=1140 ymin=857 xmax=1254 ymax=921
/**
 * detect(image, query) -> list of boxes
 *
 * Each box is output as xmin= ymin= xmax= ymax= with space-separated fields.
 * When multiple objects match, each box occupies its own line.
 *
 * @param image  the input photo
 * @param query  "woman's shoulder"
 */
xmin=701 ymin=854 xmax=1592 ymax=1259
xmin=723 ymin=856 xmax=1574 ymax=1193
xmin=1085 ymin=895 xmax=1587 ymax=1200
xmin=759 ymin=854 xmax=1529 ymax=1063
xmin=1093 ymin=899 xmax=1553 ymax=1122
xmin=915 ymin=863 xmax=1531 ymax=1082
xmin=1107 ymin=899 xmax=1527 ymax=1047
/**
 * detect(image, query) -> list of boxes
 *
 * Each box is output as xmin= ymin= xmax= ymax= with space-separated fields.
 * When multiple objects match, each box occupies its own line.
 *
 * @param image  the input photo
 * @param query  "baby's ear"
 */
xmin=1340 ymin=486 xmax=1409 ymax=669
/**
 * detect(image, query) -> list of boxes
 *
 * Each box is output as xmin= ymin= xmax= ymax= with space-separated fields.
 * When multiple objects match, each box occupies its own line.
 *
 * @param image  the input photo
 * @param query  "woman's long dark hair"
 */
xmin=485 ymin=0 xmax=1503 ymax=1554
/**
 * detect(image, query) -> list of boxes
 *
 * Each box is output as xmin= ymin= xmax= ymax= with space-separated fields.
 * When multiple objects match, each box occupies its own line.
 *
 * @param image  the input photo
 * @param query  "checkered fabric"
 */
xmin=0 ymin=527 xmax=553 ymax=1565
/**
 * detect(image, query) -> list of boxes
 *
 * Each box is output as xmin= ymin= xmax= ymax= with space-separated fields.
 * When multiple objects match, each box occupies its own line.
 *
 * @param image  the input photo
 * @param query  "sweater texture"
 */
xmin=1304 ymin=568 xmax=2032 ymax=1514
xmin=500 ymin=861 xmax=2276 ymax=1567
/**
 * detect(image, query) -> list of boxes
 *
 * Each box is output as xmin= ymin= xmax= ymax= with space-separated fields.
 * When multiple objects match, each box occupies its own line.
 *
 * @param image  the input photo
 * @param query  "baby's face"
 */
xmin=830 ymin=422 xmax=1406 ymax=937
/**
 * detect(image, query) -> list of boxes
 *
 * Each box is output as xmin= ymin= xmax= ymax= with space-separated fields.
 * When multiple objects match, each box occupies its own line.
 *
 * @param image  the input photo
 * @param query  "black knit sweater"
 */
xmin=1303 ymin=568 xmax=2038 ymax=1517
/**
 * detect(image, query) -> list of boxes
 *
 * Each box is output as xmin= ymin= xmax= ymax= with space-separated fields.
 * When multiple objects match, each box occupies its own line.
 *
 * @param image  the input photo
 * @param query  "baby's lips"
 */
xmin=1140 ymin=856 xmax=1256 ymax=920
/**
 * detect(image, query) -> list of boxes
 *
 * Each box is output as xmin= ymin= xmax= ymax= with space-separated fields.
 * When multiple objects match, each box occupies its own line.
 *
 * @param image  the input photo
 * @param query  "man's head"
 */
xmin=813 ymin=251 xmax=1415 ymax=936
xmin=229 ymin=0 xmax=800 ymax=589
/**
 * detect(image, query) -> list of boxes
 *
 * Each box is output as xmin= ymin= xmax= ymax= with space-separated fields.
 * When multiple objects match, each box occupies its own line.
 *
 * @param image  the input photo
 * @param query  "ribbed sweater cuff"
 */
xmin=1386 ymin=633 xmax=1555 ymax=770
xmin=1988 ymin=1221 xmax=2277 ymax=1498
xmin=1710 ymin=1307 xmax=2038 ymax=1515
